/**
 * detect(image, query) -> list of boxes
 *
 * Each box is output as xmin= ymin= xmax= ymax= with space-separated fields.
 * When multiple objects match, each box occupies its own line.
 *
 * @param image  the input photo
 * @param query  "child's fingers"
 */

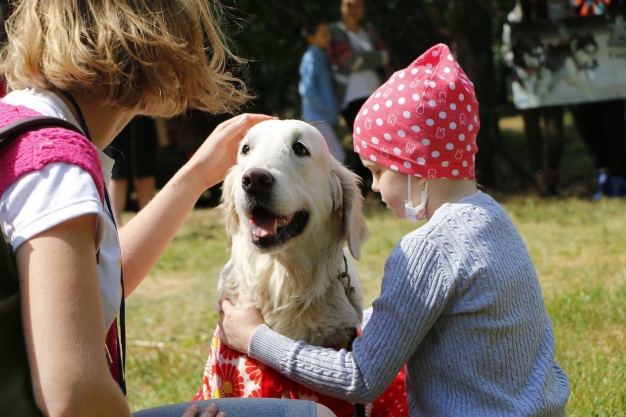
xmin=218 ymin=292 xmax=251 ymax=312
xmin=219 ymin=296 xmax=233 ymax=313
xmin=237 ymin=291 xmax=252 ymax=306
xmin=201 ymin=403 xmax=224 ymax=417
xmin=180 ymin=404 xmax=200 ymax=417
xmin=180 ymin=402 xmax=226 ymax=417
xmin=214 ymin=113 xmax=276 ymax=135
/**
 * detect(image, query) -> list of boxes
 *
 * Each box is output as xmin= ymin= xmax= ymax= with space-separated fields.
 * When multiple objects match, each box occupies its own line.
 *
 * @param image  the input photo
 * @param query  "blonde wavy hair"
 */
xmin=0 ymin=0 xmax=250 ymax=116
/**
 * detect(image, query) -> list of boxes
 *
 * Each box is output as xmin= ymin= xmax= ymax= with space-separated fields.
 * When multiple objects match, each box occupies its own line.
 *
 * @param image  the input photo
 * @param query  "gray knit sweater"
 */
xmin=248 ymin=191 xmax=570 ymax=416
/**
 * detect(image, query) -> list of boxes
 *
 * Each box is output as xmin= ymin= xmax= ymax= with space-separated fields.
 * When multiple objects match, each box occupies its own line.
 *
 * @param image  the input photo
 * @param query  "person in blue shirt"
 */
xmin=299 ymin=19 xmax=346 ymax=162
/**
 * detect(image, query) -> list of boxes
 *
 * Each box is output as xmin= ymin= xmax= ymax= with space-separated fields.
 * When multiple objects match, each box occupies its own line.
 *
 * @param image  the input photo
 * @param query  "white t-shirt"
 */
xmin=0 ymin=88 xmax=122 ymax=330
xmin=343 ymin=28 xmax=383 ymax=108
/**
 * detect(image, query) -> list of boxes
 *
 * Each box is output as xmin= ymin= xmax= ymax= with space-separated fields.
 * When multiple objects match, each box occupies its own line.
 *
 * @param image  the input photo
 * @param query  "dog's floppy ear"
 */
xmin=331 ymin=159 xmax=370 ymax=260
xmin=219 ymin=167 xmax=240 ymax=248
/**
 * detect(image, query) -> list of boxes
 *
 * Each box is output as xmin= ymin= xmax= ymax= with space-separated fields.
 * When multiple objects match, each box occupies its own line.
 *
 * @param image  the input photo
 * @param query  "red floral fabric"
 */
xmin=193 ymin=327 xmax=408 ymax=417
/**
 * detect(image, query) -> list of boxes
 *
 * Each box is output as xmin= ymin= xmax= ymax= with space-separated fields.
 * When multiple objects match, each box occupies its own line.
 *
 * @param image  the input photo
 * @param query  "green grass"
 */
xmin=126 ymin=197 xmax=626 ymax=415
xmin=503 ymin=196 xmax=626 ymax=415
xmin=125 ymin=116 xmax=626 ymax=415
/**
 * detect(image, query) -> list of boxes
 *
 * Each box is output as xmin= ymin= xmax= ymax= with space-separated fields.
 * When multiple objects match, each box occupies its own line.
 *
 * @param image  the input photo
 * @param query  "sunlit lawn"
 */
xmin=125 ymin=115 xmax=626 ymax=415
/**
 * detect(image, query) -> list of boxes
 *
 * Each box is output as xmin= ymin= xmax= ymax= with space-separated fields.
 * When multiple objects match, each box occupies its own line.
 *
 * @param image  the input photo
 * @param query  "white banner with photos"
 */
xmin=510 ymin=14 xmax=626 ymax=109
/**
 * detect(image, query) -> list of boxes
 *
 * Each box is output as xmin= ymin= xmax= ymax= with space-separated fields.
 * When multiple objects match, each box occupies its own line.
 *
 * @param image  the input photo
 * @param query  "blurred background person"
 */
xmin=328 ymin=0 xmax=390 ymax=194
xmin=104 ymin=116 xmax=166 ymax=225
xmin=502 ymin=0 xmax=567 ymax=197
xmin=569 ymin=0 xmax=626 ymax=199
xmin=299 ymin=18 xmax=346 ymax=162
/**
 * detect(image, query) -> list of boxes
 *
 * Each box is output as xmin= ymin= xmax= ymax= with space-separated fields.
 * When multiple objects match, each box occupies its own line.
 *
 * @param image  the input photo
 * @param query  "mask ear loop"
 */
xmin=407 ymin=175 xmax=412 ymax=203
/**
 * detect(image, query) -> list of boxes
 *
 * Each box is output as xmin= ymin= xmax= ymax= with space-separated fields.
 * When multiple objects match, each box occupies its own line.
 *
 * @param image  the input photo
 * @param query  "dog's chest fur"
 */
xmin=219 ymin=247 xmax=363 ymax=347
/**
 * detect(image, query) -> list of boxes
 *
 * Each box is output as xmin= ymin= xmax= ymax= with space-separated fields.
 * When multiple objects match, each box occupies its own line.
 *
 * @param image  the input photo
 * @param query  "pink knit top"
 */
xmin=0 ymin=102 xmax=104 ymax=200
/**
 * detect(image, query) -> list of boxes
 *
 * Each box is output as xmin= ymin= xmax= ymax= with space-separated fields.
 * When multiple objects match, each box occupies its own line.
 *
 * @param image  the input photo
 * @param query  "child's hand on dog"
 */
xmin=219 ymin=292 xmax=265 ymax=353
xmin=182 ymin=402 xmax=226 ymax=417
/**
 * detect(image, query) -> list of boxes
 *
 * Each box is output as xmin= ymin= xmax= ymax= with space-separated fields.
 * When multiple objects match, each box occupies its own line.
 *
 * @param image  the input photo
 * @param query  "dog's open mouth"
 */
xmin=248 ymin=207 xmax=309 ymax=248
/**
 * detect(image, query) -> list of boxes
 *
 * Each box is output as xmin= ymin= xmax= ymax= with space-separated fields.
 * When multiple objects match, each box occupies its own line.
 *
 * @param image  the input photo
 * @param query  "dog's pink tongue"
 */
xmin=249 ymin=217 xmax=278 ymax=238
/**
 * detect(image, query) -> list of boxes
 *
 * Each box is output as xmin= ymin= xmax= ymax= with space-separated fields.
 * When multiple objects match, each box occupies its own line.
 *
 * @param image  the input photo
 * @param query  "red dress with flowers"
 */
xmin=193 ymin=327 xmax=408 ymax=417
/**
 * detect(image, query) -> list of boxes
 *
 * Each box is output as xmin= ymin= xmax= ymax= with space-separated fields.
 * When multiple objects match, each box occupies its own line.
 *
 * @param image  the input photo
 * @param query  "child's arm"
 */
xmin=17 ymin=215 xmax=133 ymax=417
xmin=18 ymin=217 xmax=232 ymax=417
xmin=220 ymin=240 xmax=452 ymax=403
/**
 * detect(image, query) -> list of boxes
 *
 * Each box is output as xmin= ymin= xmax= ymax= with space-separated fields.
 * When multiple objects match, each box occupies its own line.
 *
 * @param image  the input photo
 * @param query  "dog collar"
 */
xmin=336 ymin=254 xmax=355 ymax=304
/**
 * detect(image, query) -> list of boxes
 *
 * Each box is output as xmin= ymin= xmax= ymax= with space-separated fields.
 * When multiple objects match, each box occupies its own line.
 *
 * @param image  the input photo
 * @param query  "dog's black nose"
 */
xmin=242 ymin=168 xmax=274 ymax=194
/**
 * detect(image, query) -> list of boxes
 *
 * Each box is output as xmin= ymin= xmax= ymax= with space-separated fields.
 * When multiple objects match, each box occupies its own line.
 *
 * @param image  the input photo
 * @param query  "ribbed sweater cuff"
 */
xmin=248 ymin=324 xmax=294 ymax=372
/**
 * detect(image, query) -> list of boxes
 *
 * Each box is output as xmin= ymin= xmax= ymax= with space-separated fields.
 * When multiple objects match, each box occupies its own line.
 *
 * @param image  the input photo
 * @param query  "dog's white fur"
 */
xmin=218 ymin=120 xmax=369 ymax=346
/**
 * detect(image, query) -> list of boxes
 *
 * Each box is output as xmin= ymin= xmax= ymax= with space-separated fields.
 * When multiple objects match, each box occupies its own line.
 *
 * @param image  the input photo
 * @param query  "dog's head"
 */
xmin=571 ymin=33 xmax=598 ymax=69
xmin=220 ymin=120 xmax=369 ymax=259
xmin=513 ymin=37 xmax=545 ymax=72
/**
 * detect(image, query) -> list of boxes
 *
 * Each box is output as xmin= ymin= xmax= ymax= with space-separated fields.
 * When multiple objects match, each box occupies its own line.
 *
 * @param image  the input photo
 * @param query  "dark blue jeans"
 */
xmin=133 ymin=399 xmax=317 ymax=417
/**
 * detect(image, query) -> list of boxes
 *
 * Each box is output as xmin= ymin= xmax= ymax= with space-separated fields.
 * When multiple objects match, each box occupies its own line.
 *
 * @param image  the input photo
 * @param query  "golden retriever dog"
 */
xmin=194 ymin=120 xmax=370 ymax=411
xmin=219 ymin=119 xmax=369 ymax=344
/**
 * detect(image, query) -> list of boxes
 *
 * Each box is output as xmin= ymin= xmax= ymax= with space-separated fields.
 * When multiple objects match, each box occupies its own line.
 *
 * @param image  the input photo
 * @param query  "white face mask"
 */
xmin=404 ymin=176 xmax=428 ymax=222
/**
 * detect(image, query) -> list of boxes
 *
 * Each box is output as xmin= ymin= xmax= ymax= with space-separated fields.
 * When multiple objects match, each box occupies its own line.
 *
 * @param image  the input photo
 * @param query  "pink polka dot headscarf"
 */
xmin=353 ymin=43 xmax=480 ymax=179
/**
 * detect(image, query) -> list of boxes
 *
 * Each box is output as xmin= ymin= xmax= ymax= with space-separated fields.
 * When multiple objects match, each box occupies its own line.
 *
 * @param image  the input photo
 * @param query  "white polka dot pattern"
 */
xmin=353 ymin=43 xmax=479 ymax=179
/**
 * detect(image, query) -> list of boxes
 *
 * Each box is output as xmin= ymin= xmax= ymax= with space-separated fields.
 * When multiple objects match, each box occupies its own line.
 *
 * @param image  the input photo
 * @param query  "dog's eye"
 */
xmin=292 ymin=142 xmax=309 ymax=157
xmin=242 ymin=144 xmax=250 ymax=155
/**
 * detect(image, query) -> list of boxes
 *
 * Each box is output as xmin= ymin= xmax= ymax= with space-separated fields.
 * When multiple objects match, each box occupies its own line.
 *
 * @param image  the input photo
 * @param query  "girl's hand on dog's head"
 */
xmin=187 ymin=114 xmax=277 ymax=190
xmin=218 ymin=292 xmax=265 ymax=353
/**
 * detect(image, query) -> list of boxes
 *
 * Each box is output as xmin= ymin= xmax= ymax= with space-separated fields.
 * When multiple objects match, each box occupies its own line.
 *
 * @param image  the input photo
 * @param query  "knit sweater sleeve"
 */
xmin=248 ymin=237 xmax=454 ymax=403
